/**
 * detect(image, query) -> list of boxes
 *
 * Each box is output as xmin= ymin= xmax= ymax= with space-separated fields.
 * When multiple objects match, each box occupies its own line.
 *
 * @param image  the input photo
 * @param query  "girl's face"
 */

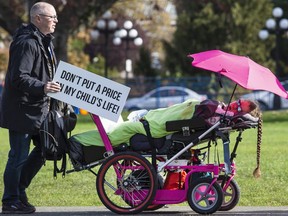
xmin=228 ymin=100 xmax=251 ymax=114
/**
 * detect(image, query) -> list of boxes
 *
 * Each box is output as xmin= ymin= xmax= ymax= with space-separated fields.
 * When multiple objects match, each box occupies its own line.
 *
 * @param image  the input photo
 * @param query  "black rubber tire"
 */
xmin=145 ymin=203 xmax=165 ymax=211
xmin=217 ymin=175 xmax=240 ymax=211
xmin=96 ymin=151 xmax=157 ymax=214
xmin=187 ymin=177 xmax=223 ymax=214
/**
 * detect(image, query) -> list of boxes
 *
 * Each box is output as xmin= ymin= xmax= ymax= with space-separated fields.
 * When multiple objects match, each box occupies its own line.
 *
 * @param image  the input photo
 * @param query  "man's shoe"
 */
xmin=2 ymin=202 xmax=35 ymax=214
xmin=20 ymin=199 xmax=36 ymax=212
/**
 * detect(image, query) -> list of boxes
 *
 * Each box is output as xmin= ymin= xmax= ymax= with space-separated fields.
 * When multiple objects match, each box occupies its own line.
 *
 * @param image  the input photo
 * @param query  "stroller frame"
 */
xmin=67 ymin=110 xmax=258 ymax=215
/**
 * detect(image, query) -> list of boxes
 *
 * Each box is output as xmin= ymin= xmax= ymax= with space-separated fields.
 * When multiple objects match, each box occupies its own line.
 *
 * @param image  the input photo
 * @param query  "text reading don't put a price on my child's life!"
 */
xmin=48 ymin=61 xmax=130 ymax=122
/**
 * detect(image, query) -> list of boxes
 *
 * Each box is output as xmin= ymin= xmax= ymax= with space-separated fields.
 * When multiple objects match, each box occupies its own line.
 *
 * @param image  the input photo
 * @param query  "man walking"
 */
xmin=0 ymin=2 xmax=61 ymax=214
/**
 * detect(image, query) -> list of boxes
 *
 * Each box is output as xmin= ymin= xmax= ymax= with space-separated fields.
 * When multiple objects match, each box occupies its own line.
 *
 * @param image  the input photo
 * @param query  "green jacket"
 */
xmin=71 ymin=99 xmax=199 ymax=147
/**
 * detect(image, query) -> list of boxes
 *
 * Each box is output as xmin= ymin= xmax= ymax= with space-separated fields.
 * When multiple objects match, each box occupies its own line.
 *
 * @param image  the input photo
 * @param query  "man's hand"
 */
xmin=44 ymin=81 xmax=61 ymax=93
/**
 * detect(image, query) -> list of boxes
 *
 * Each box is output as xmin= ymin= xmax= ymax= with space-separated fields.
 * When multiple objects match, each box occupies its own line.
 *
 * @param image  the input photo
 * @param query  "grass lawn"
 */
xmin=0 ymin=110 xmax=288 ymax=207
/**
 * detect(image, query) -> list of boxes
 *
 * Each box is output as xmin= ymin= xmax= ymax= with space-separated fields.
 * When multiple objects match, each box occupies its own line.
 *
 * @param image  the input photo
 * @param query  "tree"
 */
xmin=134 ymin=47 xmax=157 ymax=77
xmin=0 ymin=0 xmax=118 ymax=62
xmin=0 ymin=0 xmax=177 ymax=78
xmin=85 ymin=0 xmax=176 ymax=77
xmin=164 ymin=0 xmax=275 ymax=77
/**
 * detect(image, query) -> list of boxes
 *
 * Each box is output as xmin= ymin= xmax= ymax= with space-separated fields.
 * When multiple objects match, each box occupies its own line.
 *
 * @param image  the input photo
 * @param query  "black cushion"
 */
xmin=130 ymin=134 xmax=166 ymax=152
xmin=165 ymin=117 xmax=208 ymax=132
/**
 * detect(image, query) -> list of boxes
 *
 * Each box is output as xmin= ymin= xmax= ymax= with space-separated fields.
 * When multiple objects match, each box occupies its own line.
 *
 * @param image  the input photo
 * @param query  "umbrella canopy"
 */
xmin=189 ymin=50 xmax=288 ymax=99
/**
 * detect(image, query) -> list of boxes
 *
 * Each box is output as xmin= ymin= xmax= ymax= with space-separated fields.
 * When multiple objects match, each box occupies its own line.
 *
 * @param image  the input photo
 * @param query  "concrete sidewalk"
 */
xmin=30 ymin=206 xmax=288 ymax=215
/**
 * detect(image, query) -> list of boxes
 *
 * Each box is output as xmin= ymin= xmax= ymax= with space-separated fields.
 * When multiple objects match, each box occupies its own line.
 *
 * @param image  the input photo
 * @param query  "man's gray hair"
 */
xmin=30 ymin=2 xmax=53 ymax=20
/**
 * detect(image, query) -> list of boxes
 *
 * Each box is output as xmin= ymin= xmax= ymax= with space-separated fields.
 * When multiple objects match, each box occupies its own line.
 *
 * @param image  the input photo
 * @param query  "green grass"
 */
xmin=0 ymin=111 xmax=288 ymax=206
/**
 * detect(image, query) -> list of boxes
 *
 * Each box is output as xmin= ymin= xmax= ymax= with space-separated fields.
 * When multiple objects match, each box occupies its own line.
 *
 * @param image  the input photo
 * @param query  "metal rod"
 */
xmin=157 ymin=121 xmax=221 ymax=172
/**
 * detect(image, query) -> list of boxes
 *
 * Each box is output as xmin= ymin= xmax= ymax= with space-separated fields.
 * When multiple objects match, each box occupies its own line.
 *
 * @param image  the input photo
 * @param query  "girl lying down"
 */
xmin=70 ymin=99 xmax=261 ymax=148
xmin=69 ymin=99 xmax=262 ymax=178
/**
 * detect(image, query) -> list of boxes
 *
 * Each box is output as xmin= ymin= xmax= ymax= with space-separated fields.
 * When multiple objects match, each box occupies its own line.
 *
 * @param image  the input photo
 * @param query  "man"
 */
xmin=0 ymin=2 xmax=61 ymax=214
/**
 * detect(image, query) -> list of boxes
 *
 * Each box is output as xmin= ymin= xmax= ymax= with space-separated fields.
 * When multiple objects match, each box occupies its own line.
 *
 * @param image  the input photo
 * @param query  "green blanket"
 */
xmin=71 ymin=99 xmax=199 ymax=147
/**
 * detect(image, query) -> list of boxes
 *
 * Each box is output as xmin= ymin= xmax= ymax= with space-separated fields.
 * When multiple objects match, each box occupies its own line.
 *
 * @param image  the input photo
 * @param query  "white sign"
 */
xmin=48 ymin=61 xmax=130 ymax=122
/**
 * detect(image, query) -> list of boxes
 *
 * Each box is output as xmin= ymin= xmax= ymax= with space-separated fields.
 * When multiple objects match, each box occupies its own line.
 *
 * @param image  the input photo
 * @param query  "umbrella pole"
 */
xmin=228 ymin=83 xmax=238 ymax=104
xmin=223 ymin=84 xmax=238 ymax=117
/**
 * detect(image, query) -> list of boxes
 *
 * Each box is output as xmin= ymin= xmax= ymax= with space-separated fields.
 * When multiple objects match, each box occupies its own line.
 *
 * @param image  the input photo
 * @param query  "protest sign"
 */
xmin=48 ymin=61 xmax=130 ymax=122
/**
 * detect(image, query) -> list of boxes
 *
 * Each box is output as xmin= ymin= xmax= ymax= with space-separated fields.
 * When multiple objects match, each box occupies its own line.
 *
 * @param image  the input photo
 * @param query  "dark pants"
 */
xmin=2 ymin=130 xmax=44 ymax=204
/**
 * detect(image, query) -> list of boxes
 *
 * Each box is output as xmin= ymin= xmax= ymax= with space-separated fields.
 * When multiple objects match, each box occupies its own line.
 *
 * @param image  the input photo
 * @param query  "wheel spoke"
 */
xmin=96 ymin=152 xmax=157 ymax=214
xmin=188 ymin=178 xmax=223 ymax=214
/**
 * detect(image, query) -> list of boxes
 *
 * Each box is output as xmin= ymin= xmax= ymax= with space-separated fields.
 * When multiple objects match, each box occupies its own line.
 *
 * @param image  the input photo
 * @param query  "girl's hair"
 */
xmin=248 ymin=100 xmax=262 ymax=118
xmin=253 ymin=117 xmax=262 ymax=178
xmin=247 ymin=100 xmax=262 ymax=178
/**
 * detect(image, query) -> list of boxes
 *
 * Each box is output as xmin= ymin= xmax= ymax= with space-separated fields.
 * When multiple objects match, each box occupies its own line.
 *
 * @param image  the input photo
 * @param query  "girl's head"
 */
xmin=228 ymin=99 xmax=258 ymax=115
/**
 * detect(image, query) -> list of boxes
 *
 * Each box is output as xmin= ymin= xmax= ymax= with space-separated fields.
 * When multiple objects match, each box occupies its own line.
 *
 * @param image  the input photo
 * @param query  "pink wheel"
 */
xmin=187 ymin=177 xmax=223 ymax=214
xmin=96 ymin=152 xmax=157 ymax=214
xmin=217 ymin=175 xmax=240 ymax=211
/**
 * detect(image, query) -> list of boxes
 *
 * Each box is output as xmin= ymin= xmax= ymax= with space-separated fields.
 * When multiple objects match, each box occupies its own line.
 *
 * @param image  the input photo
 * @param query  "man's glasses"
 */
xmin=38 ymin=14 xmax=58 ymax=20
xmin=237 ymin=99 xmax=242 ymax=112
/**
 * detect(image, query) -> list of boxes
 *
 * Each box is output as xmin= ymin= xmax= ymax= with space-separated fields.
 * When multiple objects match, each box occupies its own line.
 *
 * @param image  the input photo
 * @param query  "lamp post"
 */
xmin=258 ymin=7 xmax=288 ymax=110
xmin=258 ymin=7 xmax=288 ymax=77
xmin=113 ymin=20 xmax=143 ymax=83
xmin=90 ymin=11 xmax=118 ymax=78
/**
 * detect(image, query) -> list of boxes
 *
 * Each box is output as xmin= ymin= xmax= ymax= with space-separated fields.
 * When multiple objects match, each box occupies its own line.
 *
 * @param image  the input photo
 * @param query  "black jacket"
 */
xmin=0 ymin=23 xmax=56 ymax=134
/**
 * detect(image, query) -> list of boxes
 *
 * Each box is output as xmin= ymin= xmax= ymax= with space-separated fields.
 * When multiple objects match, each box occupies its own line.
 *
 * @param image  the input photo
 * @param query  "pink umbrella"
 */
xmin=188 ymin=50 xmax=288 ymax=99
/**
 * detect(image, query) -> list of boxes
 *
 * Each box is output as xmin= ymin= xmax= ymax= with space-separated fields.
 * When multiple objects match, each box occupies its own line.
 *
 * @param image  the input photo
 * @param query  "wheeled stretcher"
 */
xmin=67 ymin=102 xmax=260 ymax=215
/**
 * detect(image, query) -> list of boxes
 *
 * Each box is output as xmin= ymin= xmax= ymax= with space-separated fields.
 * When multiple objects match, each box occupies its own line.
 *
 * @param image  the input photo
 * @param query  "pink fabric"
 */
xmin=189 ymin=50 xmax=288 ymax=99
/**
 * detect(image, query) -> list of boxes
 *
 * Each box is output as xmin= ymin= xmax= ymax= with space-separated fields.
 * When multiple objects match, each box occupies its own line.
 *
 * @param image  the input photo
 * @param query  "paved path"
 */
xmin=25 ymin=206 xmax=288 ymax=215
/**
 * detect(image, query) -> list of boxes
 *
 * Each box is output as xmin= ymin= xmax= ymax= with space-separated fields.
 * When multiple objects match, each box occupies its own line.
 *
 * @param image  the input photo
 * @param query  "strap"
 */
xmin=141 ymin=120 xmax=156 ymax=168
xmin=141 ymin=120 xmax=155 ymax=148
xmin=178 ymin=172 xmax=181 ymax=189
xmin=57 ymin=127 xmax=70 ymax=177
xmin=53 ymin=153 xmax=67 ymax=179
xmin=53 ymin=153 xmax=58 ymax=178
xmin=48 ymin=45 xmax=57 ymax=75
xmin=52 ymin=123 xmax=69 ymax=178
xmin=230 ymin=131 xmax=242 ymax=163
